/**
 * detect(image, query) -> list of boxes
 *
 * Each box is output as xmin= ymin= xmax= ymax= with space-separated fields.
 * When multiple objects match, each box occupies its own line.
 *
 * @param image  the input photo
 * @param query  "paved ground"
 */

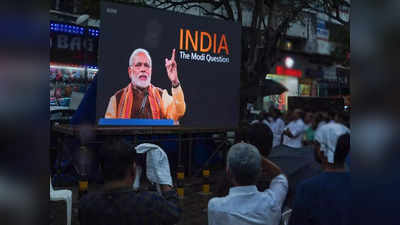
xmin=50 ymin=169 xmax=225 ymax=225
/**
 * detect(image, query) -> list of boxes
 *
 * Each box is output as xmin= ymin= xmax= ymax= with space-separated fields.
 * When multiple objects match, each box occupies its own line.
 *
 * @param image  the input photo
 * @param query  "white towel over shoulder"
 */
xmin=135 ymin=143 xmax=173 ymax=186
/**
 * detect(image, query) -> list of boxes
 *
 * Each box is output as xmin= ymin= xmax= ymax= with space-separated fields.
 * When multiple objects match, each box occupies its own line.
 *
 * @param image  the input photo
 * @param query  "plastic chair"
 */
xmin=280 ymin=208 xmax=292 ymax=225
xmin=50 ymin=177 xmax=72 ymax=225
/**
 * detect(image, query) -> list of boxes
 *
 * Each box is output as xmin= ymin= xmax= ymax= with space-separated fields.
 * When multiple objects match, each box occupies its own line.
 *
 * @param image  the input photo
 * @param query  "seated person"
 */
xmin=79 ymin=138 xmax=182 ymax=225
xmin=208 ymin=141 xmax=288 ymax=225
xmin=290 ymin=123 xmax=350 ymax=225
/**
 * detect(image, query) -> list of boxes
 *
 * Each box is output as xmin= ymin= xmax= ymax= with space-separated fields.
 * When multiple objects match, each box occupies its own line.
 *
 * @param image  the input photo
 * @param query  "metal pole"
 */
xmin=83 ymin=23 xmax=89 ymax=91
xmin=188 ymin=133 xmax=193 ymax=177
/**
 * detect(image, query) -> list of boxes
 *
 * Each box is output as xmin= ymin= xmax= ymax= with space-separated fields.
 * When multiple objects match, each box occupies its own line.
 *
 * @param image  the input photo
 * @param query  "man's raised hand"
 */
xmin=165 ymin=48 xmax=179 ymax=86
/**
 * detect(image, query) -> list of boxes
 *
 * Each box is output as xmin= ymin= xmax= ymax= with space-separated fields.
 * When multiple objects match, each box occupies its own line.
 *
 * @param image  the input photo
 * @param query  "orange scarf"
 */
xmin=117 ymin=83 xmax=162 ymax=119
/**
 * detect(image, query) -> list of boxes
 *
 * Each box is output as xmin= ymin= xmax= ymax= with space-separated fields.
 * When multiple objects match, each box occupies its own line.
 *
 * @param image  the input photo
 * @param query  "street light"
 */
xmin=284 ymin=56 xmax=294 ymax=68
xmin=76 ymin=14 xmax=90 ymax=90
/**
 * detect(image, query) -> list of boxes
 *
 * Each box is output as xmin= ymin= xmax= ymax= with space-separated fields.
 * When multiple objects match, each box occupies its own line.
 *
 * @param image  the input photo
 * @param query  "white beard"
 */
xmin=132 ymin=75 xmax=151 ymax=88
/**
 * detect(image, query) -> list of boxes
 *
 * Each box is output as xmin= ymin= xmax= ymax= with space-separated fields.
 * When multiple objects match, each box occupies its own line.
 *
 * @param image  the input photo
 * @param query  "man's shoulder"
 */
xmin=298 ymin=173 xmax=332 ymax=191
xmin=112 ymin=88 xmax=125 ymax=97
xmin=150 ymin=85 xmax=165 ymax=94
xmin=80 ymin=190 xmax=163 ymax=208
xmin=208 ymin=196 xmax=229 ymax=211
xmin=107 ymin=88 xmax=126 ymax=103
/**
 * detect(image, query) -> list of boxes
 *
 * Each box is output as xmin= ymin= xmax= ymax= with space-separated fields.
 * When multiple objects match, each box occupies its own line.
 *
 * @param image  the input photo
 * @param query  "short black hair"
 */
xmin=236 ymin=122 xmax=273 ymax=157
xmin=334 ymin=133 xmax=350 ymax=165
xmin=336 ymin=111 xmax=350 ymax=123
xmin=328 ymin=110 xmax=337 ymax=120
xmin=100 ymin=137 xmax=136 ymax=182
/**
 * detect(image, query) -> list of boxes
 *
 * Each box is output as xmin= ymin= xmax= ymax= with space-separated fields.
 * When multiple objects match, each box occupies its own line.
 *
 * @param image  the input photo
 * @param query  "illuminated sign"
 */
xmin=276 ymin=66 xmax=302 ymax=78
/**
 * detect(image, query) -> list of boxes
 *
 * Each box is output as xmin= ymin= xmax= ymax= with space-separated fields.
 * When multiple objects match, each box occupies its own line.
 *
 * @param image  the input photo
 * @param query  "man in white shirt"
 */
xmin=268 ymin=107 xmax=285 ymax=148
xmin=251 ymin=112 xmax=272 ymax=129
xmin=208 ymin=143 xmax=288 ymax=225
xmin=282 ymin=109 xmax=308 ymax=148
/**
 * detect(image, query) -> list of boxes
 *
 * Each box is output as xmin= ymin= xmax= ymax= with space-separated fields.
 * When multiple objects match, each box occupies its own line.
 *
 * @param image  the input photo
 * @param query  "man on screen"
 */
xmin=105 ymin=48 xmax=186 ymax=122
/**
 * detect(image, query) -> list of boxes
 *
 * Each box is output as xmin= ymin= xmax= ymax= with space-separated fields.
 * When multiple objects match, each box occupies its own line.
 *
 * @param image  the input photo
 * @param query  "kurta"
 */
xmin=105 ymin=83 xmax=186 ymax=122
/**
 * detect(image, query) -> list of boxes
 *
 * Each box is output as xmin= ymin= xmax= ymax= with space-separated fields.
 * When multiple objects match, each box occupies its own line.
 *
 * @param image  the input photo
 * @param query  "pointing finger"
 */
xmin=171 ymin=48 xmax=175 ymax=61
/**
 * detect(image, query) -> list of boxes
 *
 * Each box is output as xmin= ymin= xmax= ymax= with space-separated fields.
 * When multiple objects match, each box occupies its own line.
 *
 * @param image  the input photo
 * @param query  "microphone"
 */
xmin=139 ymin=89 xmax=149 ymax=113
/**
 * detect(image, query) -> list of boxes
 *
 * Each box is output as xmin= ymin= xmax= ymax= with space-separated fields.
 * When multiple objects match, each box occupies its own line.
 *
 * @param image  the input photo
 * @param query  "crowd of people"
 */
xmin=251 ymin=106 xmax=350 ymax=149
xmin=77 ymin=106 xmax=351 ymax=225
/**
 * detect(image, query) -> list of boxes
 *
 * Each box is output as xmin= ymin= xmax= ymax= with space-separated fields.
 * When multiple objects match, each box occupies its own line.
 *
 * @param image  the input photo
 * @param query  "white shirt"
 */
xmin=317 ymin=121 xmax=327 ymax=130
xmin=282 ymin=119 xmax=308 ymax=148
xmin=208 ymin=175 xmax=288 ymax=225
xmin=314 ymin=121 xmax=350 ymax=163
xmin=268 ymin=117 xmax=285 ymax=148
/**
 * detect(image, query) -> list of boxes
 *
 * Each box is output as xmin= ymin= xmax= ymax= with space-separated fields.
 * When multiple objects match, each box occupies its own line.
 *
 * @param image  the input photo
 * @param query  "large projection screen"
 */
xmin=97 ymin=2 xmax=241 ymax=128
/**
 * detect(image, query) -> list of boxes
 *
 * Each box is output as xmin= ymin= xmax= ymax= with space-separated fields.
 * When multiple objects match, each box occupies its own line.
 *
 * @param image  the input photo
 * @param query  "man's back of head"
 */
xmin=227 ymin=142 xmax=261 ymax=186
xmin=100 ymin=137 xmax=136 ymax=184
xmin=294 ymin=108 xmax=305 ymax=121
xmin=235 ymin=122 xmax=273 ymax=157
xmin=334 ymin=133 xmax=350 ymax=167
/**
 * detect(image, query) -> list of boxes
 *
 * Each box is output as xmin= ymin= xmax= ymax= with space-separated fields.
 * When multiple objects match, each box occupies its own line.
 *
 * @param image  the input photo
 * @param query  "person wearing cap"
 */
xmin=79 ymin=138 xmax=182 ymax=225
xmin=289 ymin=123 xmax=350 ymax=225
xmin=208 ymin=141 xmax=288 ymax=225
xmin=104 ymin=48 xmax=186 ymax=123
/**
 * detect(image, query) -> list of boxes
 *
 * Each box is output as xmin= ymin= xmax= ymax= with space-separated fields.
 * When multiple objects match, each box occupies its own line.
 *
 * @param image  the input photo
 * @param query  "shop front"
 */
xmin=264 ymin=65 xmax=302 ymax=111
xmin=50 ymin=21 xmax=99 ymax=108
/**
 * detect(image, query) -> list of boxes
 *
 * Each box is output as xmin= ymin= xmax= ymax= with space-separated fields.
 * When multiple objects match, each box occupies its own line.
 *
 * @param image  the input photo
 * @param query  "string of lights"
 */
xmin=50 ymin=22 xmax=99 ymax=37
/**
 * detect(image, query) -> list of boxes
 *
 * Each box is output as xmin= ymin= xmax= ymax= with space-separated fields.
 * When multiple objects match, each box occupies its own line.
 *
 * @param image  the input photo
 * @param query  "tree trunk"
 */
xmin=256 ymin=76 xmax=264 ymax=111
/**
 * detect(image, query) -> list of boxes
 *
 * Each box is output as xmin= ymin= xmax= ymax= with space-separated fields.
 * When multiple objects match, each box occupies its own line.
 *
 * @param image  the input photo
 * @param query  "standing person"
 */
xmin=335 ymin=111 xmax=350 ymax=129
xmin=268 ymin=107 xmax=285 ymax=148
xmin=105 ymin=48 xmax=186 ymax=122
xmin=282 ymin=109 xmax=308 ymax=149
xmin=290 ymin=123 xmax=351 ymax=225
xmin=283 ymin=110 xmax=293 ymax=125
xmin=303 ymin=111 xmax=316 ymax=146
xmin=79 ymin=138 xmax=182 ymax=225
xmin=316 ymin=111 xmax=329 ymax=130
xmin=250 ymin=111 xmax=266 ymax=125
xmin=208 ymin=142 xmax=288 ymax=225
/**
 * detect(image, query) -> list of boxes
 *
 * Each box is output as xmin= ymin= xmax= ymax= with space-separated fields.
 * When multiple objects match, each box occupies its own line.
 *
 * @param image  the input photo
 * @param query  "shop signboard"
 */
xmin=50 ymin=21 xmax=99 ymax=66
